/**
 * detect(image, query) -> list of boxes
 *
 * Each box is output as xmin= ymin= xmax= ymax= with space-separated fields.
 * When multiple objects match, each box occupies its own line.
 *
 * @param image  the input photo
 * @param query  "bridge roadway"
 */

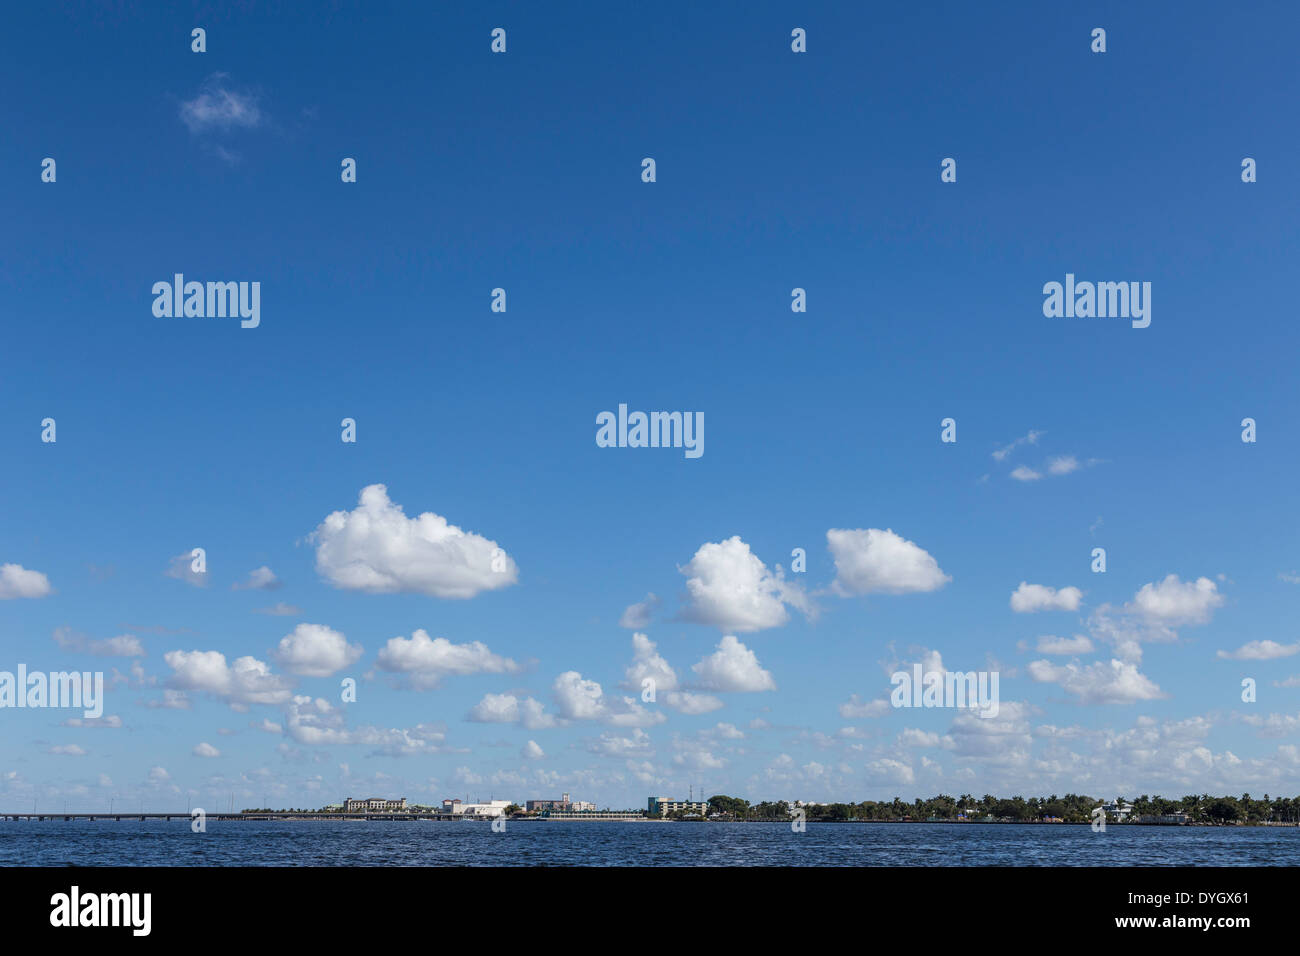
xmin=0 ymin=812 xmax=473 ymax=822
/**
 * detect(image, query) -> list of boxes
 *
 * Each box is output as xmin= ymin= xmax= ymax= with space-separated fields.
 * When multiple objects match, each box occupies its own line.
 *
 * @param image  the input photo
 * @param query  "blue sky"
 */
xmin=1 ymin=1 xmax=1298 ymax=811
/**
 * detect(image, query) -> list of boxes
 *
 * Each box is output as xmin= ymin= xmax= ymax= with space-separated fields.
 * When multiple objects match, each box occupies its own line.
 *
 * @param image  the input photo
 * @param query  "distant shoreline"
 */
xmin=3 ymin=812 xmax=1295 ymax=827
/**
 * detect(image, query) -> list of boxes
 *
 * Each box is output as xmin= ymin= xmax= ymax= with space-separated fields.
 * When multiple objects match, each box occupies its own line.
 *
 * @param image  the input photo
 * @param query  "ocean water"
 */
xmin=2 ymin=820 xmax=1298 ymax=866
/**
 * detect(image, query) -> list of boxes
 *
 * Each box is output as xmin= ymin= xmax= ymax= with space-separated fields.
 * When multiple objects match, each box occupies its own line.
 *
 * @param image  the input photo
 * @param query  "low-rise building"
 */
xmin=343 ymin=797 xmax=407 ymax=813
xmin=648 ymin=796 xmax=708 ymax=816
xmin=443 ymin=798 xmax=512 ymax=818
xmin=526 ymin=793 xmax=573 ymax=812
xmin=1102 ymin=799 xmax=1135 ymax=821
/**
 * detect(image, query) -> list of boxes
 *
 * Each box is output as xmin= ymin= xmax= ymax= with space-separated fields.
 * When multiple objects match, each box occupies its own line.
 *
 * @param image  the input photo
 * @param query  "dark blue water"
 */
xmin=3 ymin=820 xmax=1297 ymax=865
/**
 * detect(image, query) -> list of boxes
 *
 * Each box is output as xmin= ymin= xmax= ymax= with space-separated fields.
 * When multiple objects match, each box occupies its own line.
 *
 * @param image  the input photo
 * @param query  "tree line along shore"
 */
xmin=698 ymin=793 xmax=1300 ymax=824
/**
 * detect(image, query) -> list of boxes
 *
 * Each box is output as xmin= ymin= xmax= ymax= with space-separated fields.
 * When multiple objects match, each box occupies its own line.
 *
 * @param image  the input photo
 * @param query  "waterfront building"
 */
xmin=342 ymin=797 xmax=407 ymax=812
xmin=648 ymin=796 xmax=708 ymax=816
xmin=1101 ymin=799 xmax=1135 ymax=821
xmin=526 ymin=792 xmax=573 ymax=812
xmin=525 ymin=794 xmax=599 ymax=812
xmin=443 ymin=798 xmax=512 ymax=818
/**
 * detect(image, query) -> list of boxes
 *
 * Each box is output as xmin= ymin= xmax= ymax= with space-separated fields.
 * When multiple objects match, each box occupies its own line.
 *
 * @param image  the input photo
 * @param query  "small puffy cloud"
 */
xmin=1010 ymin=582 xmax=1083 ymax=613
xmin=234 ymin=566 xmax=280 ymax=591
xmin=827 ymin=528 xmax=950 ymax=596
xmin=691 ymin=635 xmax=776 ymax=693
xmin=1132 ymin=575 xmax=1224 ymax=626
xmin=0 ymin=563 xmax=53 ymax=599
xmin=663 ymin=691 xmax=724 ymax=715
xmin=466 ymin=693 xmax=557 ymax=730
xmin=272 ymin=623 xmax=363 ymax=677
xmin=283 ymin=696 xmax=451 ymax=755
xmin=553 ymin=670 xmax=617 ymax=721
xmin=679 ymin=536 xmax=807 ymax=632
xmin=838 ymin=694 xmax=891 ymax=719
xmin=673 ymin=748 xmax=725 ymax=772
xmin=586 ymin=729 xmax=654 ymax=758
xmin=1011 ymin=454 xmax=1098 ymax=481
xmin=553 ymin=671 xmax=665 ymax=727
xmin=163 ymin=650 xmax=294 ymax=707
xmin=1217 ymin=640 xmax=1300 ymax=661
xmin=165 ymin=552 xmax=208 ymax=588
xmin=53 ymin=627 xmax=144 ymax=657
xmin=521 ymin=740 xmax=545 ymax=760
xmin=374 ymin=630 xmax=517 ymax=689
xmin=49 ymin=744 xmax=87 ymax=756
xmin=143 ymin=689 xmax=191 ymax=710
xmin=622 ymin=633 xmax=678 ymax=692
xmin=899 ymin=728 xmax=942 ymax=748
xmin=179 ymin=74 xmax=263 ymax=133
xmin=866 ymin=758 xmax=915 ymax=785
xmin=1086 ymin=575 xmax=1224 ymax=664
xmin=193 ymin=742 xmax=221 ymax=758
xmin=1027 ymin=658 xmax=1164 ymax=704
xmin=1034 ymin=634 xmax=1094 ymax=655
xmin=619 ymin=593 xmax=662 ymax=629
xmin=148 ymin=766 xmax=170 ymax=783
xmin=310 ymin=484 xmax=517 ymax=599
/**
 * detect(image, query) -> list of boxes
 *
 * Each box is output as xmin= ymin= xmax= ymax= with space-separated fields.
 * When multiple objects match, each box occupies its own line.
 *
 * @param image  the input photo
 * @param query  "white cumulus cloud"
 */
xmin=310 ymin=484 xmax=517 ymax=599
xmin=1027 ymin=658 xmax=1164 ymax=704
xmin=553 ymin=671 xmax=665 ymax=727
xmin=679 ymin=536 xmax=807 ymax=632
xmin=0 ymin=563 xmax=53 ymax=599
xmin=1010 ymin=582 xmax=1083 ymax=613
xmin=1034 ymin=634 xmax=1094 ymax=655
xmin=466 ymin=693 xmax=557 ymax=730
xmin=374 ymin=629 xmax=517 ymax=689
xmin=619 ymin=592 xmax=662 ymax=629
xmin=827 ymin=528 xmax=950 ymax=596
xmin=1132 ymin=575 xmax=1224 ymax=626
xmin=272 ymin=623 xmax=363 ymax=677
xmin=1216 ymin=640 xmax=1300 ymax=661
xmin=163 ymin=650 xmax=294 ymax=708
xmin=691 ymin=635 xmax=776 ymax=693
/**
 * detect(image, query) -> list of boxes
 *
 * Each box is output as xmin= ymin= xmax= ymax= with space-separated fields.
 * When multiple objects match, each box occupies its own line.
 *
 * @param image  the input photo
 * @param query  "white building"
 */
xmin=443 ymin=798 xmax=512 ymax=818
xmin=1102 ymin=799 xmax=1135 ymax=821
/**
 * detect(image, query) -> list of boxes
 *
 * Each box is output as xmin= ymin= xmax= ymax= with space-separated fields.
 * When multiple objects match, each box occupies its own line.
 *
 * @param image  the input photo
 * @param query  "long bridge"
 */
xmin=0 ymin=811 xmax=482 ymax=822
xmin=2 ymin=810 xmax=653 ymax=822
